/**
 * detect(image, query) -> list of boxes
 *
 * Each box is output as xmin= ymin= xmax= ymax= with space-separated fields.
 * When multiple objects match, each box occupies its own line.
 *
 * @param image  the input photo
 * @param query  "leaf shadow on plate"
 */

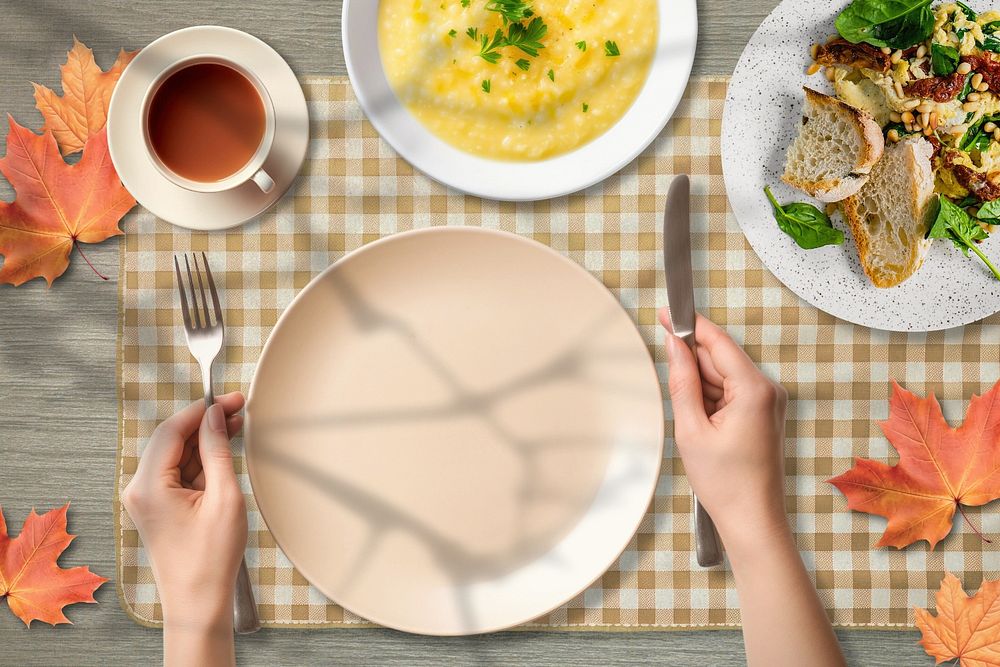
xmin=250 ymin=275 xmax=659 ymax=632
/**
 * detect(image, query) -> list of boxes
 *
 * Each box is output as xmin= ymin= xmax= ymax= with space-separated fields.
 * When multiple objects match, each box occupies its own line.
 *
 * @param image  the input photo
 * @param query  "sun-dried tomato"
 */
xmin=943 ymin=149 xmax=1000 ymax=201
xmin=963 ymin=54 xmax=1000 ymax=92
xmin=904 ymin=71 xmax=967 ymax=102
xmin=814 ymin=39 xmax=891 ymax=73
xmin=927 ymin=135 xmax=942 ymax=162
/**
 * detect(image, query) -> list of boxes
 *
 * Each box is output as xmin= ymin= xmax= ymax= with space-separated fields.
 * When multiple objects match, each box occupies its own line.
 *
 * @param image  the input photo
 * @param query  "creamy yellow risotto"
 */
xmin=377 ymin=0 xmax=658 ymax=161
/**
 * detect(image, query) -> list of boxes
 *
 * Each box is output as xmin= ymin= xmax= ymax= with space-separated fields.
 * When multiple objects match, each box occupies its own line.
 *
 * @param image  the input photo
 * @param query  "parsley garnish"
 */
xmin=582 ymin=103 xmax=589 ymax=112
xmin=576 ymin=40 xmax=587 ymax=51
xmin=479 ymin=28 xmax=505 ymax=63
xmin=486 ymin=0 xmax=533 ymax=24
xmin=504 ymin=16 xmax=547 ymax=56
xmin=547 ymin=68 xmax=554 ymax=81
xmin=604 ymin=40 xmax=620 ymax=57
xmin=448 ymin=29 xmax=457 ymax=38
xmin=476 ymin=14 xmax=547 ymax=62
xmin=461 ymin=0 xmax=470 ymax=6
xmin=465 ymin=2 xmax=547 ymax=69
xmin=482 ymin=79 xmax=491 ymax=93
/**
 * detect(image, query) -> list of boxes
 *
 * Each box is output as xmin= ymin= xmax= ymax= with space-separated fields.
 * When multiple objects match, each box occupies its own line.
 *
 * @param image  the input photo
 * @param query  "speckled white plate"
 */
xmin=723 ymin=0 xmax=1000 ymax=332
xmin=342 ymin=0 xmax=697 ymax=201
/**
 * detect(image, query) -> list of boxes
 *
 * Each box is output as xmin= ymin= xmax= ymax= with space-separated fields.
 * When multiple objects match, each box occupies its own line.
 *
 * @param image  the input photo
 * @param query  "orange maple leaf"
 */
xmin=0 ymin=504 xmax=106 ymax=626
xmin=916 ymin=573 xmax=1000 ymax=666
xmin=0 ymin=117 xmax=136 ymax=286
xmin=830 ymin=380 xmax=1000 ymax=549
xmin=32 ymin=37 xmax=138 ymax=155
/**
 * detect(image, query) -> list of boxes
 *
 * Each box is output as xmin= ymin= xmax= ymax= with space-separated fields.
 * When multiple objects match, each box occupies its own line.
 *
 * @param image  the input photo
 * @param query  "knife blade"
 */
xmin=663 ymin=174 xmax=724 ymax=568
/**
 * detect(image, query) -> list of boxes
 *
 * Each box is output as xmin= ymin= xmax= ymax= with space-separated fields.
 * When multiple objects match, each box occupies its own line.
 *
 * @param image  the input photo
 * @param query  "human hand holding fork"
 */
xmin=123 ymin=253 xmax=258 ymax=666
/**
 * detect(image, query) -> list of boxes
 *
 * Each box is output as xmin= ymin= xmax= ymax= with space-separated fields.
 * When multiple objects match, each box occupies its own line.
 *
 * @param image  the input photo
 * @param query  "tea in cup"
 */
xmin=143 ymin=57 xmax=275 ymax=193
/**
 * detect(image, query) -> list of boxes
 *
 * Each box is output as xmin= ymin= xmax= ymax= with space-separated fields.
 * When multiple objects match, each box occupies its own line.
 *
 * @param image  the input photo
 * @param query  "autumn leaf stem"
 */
xmin=957 ymin=503 xmax=992 ymax=544
xmin=74 ymin=240 xmax=108 ymax=281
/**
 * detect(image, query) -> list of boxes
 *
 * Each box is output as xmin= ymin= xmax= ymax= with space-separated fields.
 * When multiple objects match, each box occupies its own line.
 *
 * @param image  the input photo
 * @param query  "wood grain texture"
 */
xmin=0 ymin=0 xmax=930 ymax=663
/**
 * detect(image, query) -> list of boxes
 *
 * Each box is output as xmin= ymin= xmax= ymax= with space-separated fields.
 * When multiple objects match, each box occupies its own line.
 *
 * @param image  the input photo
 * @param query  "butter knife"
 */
xmin=663 ymin=174 xmax=724 ymax=568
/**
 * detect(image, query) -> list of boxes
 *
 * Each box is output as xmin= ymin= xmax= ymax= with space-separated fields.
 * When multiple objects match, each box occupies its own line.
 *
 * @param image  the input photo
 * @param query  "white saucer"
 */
xmin=107 ymin=26 xmax=308 ymax=231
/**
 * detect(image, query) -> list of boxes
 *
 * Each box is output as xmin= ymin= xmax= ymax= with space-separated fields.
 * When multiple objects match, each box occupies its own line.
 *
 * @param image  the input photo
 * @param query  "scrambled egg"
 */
xmin=378 ymin=0 xmax=658 ymax=161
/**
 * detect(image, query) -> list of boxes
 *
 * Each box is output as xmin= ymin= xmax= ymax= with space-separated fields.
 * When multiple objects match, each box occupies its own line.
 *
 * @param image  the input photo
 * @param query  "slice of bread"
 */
xmin=841 ymin=136 xmax=935 ymax=288
xmin=783 ymin=87 xmax=884 ymax=202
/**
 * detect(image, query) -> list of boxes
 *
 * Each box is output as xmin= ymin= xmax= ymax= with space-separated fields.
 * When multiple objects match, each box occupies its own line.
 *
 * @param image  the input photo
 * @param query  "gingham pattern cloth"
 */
xmin=116 ymin=75 xmax=1000 ymax=630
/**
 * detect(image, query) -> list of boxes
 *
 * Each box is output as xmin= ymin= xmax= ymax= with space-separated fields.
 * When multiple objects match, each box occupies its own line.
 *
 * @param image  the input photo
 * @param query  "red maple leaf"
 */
xmin=0 ymin=117 xmax=135 ymax=286
xmin=0 ymin=504 xmax=107 ymax=626
xmin=830 ymin=380 xmax=1000 ymax=549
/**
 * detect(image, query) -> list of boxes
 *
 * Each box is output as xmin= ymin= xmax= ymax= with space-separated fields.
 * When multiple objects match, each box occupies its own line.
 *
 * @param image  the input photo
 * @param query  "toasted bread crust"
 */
xmin=782 ymin=88 xmax=885 ymax=202
xmin=803 ymin=88 xmax=884 ymax=173
xmin=841 ymin=138 xmax=933 ymax=288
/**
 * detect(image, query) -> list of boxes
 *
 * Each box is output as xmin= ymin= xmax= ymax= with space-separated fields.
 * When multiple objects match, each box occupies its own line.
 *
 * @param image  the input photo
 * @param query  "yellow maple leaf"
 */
xmin=32 ymin=37 xmax=138 ymax=156
xmin=916 ymin=573 xmax=1000 ymax=666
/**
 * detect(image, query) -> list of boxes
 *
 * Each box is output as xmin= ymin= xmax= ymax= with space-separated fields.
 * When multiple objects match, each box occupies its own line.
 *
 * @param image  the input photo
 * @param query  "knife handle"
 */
xmin=680 ymin=337 xmax=725 ymax=567
xmin=693 ymin=494 xmax=723 ymax=567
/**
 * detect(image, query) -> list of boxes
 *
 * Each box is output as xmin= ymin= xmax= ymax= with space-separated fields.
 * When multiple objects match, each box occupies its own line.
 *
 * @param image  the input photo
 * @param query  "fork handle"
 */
xmin=201 ymin=364 xmax=261 ymax=634
xmin=202 ymin=375 xmax=215 ymax=408
xmin=233 ymin=557 xmax=261 ymax=633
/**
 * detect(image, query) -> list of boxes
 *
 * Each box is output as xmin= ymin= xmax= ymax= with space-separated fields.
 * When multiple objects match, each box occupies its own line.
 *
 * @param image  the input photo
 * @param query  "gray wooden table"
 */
xmin=0 ymin=1 xmax=927 ymax=664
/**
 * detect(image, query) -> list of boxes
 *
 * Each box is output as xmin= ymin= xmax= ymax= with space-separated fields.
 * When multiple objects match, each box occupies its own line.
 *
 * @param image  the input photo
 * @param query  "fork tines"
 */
xmin=173 ymin=252 xmax=224 ymax=331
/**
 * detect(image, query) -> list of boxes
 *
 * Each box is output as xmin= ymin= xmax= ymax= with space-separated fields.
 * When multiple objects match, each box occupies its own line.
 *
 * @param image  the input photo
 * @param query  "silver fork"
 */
xmin=175 ymin=252 xmax=261 ymax=635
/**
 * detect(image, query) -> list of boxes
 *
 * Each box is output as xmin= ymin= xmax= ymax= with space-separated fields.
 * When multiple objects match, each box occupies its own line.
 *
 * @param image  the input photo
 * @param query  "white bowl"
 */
xmin=342 ymin=0 xmax=697 ymax=201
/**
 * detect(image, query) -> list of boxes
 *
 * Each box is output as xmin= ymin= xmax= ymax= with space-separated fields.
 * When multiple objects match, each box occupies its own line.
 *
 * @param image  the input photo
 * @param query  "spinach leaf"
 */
xmin=764 ymin=187 xmax=844 ymax=250
xmin=976 ymin=198 xmax=1000 ymax=223
xmin=955 ymin=194 xmax=983 ymax=209
xmin=984 ymin=20 xmax=1000 ymax=32
xmin=929 ymin=197 xmax=1000 ymax=279
xmin=836 ymin=0 xmax=935 ymax=49
xmin=931 ymin=43 xmax=960 ymax=75
xmin=983 ymin=35 xmax=1000 ymax=52
xmin=957 ymin=1 xmax=978 ymax=20
xmin=959 ymin=73 xmax=975 ymax=101
xmin=884 ymin=121 xmax=919 ymax=139
xmin=959 ymin=114 xmax=1000 ymax=151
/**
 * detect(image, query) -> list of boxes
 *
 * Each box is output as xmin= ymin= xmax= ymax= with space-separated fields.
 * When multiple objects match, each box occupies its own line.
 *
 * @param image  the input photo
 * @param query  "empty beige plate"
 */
xmin=245 ymin=227 xmax=664 ymax=635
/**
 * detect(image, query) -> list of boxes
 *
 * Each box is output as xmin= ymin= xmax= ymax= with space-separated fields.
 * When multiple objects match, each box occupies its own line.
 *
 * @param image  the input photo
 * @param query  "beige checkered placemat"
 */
xmin=116 ymin=75 xmax=1000 ymax=630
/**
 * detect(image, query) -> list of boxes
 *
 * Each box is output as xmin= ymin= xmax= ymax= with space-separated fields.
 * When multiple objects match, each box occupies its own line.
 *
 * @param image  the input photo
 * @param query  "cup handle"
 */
xmin=251 ymin=168 xmax=275 ymax=193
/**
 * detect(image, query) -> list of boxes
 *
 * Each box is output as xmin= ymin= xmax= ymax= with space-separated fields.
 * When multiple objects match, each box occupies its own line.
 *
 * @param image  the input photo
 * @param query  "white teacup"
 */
xmin=140 ymin=55 xmax=275 ymax=194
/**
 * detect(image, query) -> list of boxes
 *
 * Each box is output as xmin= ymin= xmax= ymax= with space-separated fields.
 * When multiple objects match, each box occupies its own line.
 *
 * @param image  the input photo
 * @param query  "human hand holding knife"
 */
xmin=663 ymin=174 xmax=724 ymax=567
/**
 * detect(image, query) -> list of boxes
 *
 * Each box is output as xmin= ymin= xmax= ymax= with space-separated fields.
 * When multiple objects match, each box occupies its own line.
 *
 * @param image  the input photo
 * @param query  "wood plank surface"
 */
xmin=0 ymin=0 xmax=929 ymax=664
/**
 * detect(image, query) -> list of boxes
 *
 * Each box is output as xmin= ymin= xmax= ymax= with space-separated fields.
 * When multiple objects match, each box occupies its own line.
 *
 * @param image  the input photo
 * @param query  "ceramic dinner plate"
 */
xmin=342 ymin=0 xmax=697 ymax=201
xmin=245 ymin=228 xmax=664 ymax=635
xmin=723 ymin=0 xmax=1000 ymax=332
xmin=107 ymin=26 xmax=309 ymax=230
